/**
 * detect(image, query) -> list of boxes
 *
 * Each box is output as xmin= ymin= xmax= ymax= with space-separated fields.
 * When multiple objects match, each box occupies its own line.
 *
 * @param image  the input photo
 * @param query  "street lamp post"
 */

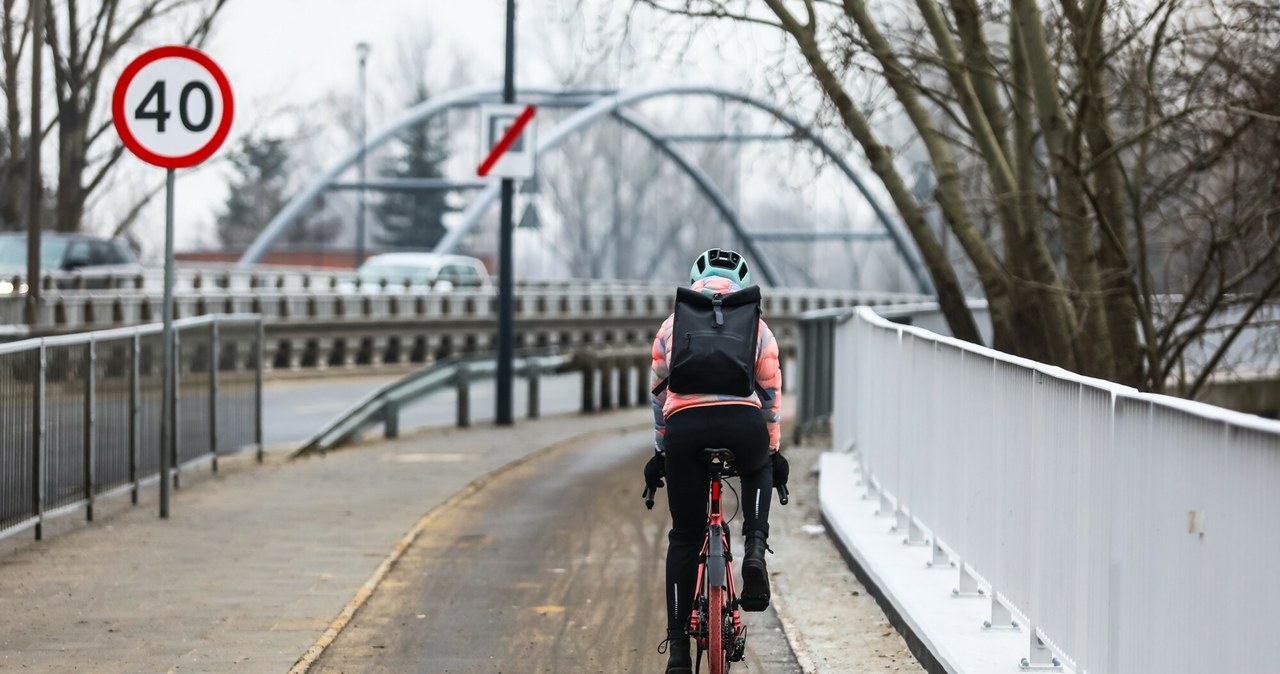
xmin=355 ymin=42 xmax=371 ymax=268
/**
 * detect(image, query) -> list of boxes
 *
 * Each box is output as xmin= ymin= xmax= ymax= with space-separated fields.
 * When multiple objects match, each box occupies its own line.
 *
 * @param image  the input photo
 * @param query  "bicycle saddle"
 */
xmin=703 ymin=448 xmax=736 ymax=462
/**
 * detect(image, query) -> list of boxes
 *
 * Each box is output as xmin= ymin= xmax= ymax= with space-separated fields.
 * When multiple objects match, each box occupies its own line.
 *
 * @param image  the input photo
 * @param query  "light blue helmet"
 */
xmin=689 ymin=248 xmax=752 ymax=287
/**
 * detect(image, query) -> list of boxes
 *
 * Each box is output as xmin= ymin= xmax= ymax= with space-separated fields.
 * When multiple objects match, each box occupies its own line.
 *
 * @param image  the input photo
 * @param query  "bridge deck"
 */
xmin=0 ymin=408 xmax=918 ymax=673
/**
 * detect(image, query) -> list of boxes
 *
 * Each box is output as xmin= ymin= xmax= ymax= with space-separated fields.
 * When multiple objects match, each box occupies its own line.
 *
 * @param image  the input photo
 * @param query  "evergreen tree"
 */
xmin=216 ymin=135 xmax=338 ymax=248
xmin=374 ymin=83 xmax=456 ymax=250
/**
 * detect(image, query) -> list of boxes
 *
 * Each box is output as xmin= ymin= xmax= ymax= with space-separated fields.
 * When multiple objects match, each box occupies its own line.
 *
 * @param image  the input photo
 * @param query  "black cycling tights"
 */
xmin=662 ymin=404 xmax=772 ymax=633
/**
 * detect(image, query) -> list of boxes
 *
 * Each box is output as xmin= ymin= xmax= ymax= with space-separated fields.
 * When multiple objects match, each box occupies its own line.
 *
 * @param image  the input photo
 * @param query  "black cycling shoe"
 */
xmin=740 ymin=530 xmax=771 ymax=612
xmin=661 ymin=629 xmax=693 ymax=674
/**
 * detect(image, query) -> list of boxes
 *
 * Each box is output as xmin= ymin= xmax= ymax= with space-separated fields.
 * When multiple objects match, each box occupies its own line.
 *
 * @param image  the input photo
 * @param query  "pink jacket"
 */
xmin=650 ymin=276 xmax=783 ymax=452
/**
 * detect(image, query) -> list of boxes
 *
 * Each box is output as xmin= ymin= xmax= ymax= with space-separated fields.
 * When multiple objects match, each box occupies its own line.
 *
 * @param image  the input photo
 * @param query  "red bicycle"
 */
xmin=645 ymin=448 xmax=789 ymax=674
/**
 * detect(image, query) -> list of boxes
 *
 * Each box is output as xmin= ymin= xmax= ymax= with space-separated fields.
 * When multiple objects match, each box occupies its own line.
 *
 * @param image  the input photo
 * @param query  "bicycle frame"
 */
xmin=687 ymin=454 xmax=745 ymax=673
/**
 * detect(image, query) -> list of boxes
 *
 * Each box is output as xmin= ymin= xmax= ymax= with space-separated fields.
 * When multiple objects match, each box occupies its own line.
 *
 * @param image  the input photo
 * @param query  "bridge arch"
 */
xmin=237 ymin=85 xmax=932 ymax=293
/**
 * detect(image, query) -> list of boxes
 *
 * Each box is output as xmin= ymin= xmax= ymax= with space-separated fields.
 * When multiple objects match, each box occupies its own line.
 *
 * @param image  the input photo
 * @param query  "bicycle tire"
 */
xmin=707 ymin=584 xmax=725 ymax=674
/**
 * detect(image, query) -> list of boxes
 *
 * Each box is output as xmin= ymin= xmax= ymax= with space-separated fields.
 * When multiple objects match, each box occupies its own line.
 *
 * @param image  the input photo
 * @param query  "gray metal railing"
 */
xmin=794 ymin=309 xmax=852 ymax=443
xmin=297 ymin=352 xmax=570 ymax=456
xmin=0 ymin=314 xmax=263 ymax=541
xmin=295 ymin=347 xmax=652 ymax=457
xmin=0 ymin=284 xmax=928 ymax=383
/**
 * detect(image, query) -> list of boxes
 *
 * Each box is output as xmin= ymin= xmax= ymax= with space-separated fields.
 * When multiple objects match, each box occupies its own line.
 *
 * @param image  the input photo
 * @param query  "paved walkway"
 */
xmin=0 ymin=410 xmax=651 ymax=673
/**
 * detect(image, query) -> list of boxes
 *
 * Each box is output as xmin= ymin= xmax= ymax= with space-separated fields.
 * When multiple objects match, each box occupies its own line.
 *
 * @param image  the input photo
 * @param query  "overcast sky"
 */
xmin=113 ymin=0 xmax=791 ymax=253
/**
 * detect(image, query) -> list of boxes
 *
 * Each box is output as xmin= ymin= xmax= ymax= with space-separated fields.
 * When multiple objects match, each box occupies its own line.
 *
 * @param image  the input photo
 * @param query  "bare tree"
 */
xmin=0 ymin=0 xmax=228 ymax=235
xmin=637 ymin=0 xmax=1280 ymax=392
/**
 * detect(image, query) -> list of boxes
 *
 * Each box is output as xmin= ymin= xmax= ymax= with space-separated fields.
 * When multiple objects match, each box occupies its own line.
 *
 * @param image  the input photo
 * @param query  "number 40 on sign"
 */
xmin=112 ymin=45 xmax=233 ymax=170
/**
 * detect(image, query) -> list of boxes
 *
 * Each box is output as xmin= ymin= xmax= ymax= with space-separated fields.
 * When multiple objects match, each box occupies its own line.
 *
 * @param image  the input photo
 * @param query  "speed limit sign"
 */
xmin=112 ymin=45 xmax=233 ymax=169
xmin=111 ymin=45 xmax=235 ymax=522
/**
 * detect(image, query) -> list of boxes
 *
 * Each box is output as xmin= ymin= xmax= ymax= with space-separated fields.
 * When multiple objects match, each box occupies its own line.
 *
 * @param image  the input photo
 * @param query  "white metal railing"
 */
xmin=833 ymin=306 xmax=1280 ymax=674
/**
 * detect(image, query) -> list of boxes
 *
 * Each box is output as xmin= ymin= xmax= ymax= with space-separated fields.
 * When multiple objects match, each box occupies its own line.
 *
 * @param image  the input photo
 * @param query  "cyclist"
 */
xmin=644 ymin=248 xmax=788 ymax=674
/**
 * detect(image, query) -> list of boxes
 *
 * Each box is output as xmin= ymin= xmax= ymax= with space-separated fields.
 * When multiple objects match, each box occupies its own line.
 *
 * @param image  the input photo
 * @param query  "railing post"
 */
xmin=819 ymin=319 xmax=834 ymax=424
xmin=526 ymin=358 xmax=541 ymax=420
xmin=455 ymin=363 xmax=471 ymax=428
xmin=172 ymin=329 xmax=181 ymax=490
xmin=33 ymin=341 xmax=46 ymax=540
xmin=794 ymin=322 xmax=811 ymax=445
xmin=636 ymin=357 xmax=648 ymax=409
xmin=599 ymin=359 xmax=614 ymax=411
xmin=616 ymin=357 xmax=631 ymax=408
xmin=130 ymin=331 xmax=140 ymax=504
xmin=84 ymin=336 xmax=96 ymax=522
xmin=926 ymin=537 xmax=953 ymax=569
xmin=983 ymin=593 xmax=1018 ymax=630
xmin=1021 ymin=628 xmax=1061 ymax=670
xmin=903 ymin=515 xmax=926 ymax=546
xmin=581 ymin=354 xmax=597 ymax=413
xmin=951 ymin=561 xmax=984 ymax=597
xmin=255 ymin=318 xmax=264 ymax=463
xmin=209 ymin=319 xmax=219 ymax=473
xmin=384 ymin=399 xmax=400 ymax=439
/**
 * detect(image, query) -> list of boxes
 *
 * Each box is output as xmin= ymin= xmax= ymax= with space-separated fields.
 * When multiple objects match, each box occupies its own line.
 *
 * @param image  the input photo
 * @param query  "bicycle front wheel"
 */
xmin=707 ymin=584 xmax=725 ymax=674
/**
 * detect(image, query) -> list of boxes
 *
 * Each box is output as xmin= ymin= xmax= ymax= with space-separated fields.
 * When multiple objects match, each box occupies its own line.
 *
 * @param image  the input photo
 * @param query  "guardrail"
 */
xmin=296 ymin=346 xmax=654 ymax=456
xmin=1 ymin=285 xmax=930 ymax=379
xmin=829 ymin=305 xmax=1280 ymax=673
xmin=0 ymin=268 xmax=676 ymax=296
xmin=297 ymin=352 xmax=568 ymax=455
xmin=0 ymin=314 xmax=264 ymax=542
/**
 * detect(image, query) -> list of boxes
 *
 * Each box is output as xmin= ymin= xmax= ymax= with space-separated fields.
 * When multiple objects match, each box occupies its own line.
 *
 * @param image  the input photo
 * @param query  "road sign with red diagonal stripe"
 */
xmin=478 ymin=104 xmax=536 ymax=178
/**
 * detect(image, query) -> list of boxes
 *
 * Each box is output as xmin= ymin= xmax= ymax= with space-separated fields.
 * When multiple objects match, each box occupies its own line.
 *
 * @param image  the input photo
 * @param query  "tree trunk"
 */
xmin=1011 ymin=0 xmax=1115 ymax=379
xmin=1068 ymin=0 xmax=1142 ymax=385
xmin=55 ymin=102 xmax=88 ymax=233
xmin=786 ymin=31 xmax=981 ymax=343
xmin=1 ymin=0 xmax=28 ymax=229
xmin=1010 ymin=14 xmax=1079 ymax=369
xmin=834 ymin=0 xmax=1018 ymax=350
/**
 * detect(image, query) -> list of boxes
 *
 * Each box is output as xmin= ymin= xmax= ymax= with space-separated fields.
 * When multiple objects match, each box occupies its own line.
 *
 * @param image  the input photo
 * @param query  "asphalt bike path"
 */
xmin=0 ymin=409 xmax=651 ymax=673
xmin=311 ymin=427 xmax=802 ymax=674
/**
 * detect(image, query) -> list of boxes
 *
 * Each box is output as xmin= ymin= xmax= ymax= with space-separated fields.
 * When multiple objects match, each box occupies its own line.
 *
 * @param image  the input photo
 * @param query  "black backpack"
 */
xmin=659 ymin=285 xmax=762 ymax=397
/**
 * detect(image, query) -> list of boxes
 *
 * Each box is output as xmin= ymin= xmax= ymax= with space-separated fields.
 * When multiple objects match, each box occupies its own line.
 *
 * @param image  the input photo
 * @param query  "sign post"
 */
xmin=477 ymin=2 xmax=535 ymax=426
xmin=112 ymin=45 xmax=233 ymax=518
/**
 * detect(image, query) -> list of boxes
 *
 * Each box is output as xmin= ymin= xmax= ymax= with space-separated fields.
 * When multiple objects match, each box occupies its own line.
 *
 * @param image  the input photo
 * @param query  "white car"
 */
xmin=354 ymin=253 xmax=491 ymax=292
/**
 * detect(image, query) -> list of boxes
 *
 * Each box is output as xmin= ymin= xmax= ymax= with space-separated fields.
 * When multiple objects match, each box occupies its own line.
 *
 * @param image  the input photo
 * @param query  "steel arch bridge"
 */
xmin=237 ymin=84 xmax=933 ymax=293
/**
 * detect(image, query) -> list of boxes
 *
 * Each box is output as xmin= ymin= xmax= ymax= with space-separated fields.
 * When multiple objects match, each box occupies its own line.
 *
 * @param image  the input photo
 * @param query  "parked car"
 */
xmin=0 ymin=232 xmax=142 ymax=293
xmin=353 ymin=253 xmax=491 ymax=292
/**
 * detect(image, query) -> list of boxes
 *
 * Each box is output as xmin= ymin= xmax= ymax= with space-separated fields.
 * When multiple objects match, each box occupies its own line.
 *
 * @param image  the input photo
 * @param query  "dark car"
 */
xmin=0 ymin=232 xmax=141 ymax=293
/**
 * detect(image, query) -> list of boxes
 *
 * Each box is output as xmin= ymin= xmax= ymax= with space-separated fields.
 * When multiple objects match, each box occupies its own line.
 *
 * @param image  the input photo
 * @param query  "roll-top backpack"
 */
xmin=661 ymin=285 xmax=762 ymax=397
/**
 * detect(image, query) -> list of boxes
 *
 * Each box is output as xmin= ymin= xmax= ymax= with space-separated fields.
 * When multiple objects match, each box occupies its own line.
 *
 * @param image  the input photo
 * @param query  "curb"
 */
xmin=287 ymin=422 xmax=648 ymax=673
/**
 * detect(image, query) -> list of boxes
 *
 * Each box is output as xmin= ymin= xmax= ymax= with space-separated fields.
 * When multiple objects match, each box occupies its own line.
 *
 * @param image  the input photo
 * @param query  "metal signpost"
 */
xmin=112 ymin=46 xmax=233 ymax=518
xmin=477 ymin=1 xmax=536 ymax=426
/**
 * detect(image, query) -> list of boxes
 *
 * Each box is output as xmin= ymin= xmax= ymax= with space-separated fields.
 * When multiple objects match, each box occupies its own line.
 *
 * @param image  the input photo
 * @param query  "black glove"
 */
xmin=644 ymin=452 xmax=666 ymax=491
xmin=771 ymin=452 xmax=790 ymax=487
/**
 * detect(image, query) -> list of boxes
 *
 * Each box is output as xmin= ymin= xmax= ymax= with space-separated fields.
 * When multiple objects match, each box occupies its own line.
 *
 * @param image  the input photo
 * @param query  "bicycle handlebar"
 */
xmin=642 ymin=483 xmax=789 ymax=509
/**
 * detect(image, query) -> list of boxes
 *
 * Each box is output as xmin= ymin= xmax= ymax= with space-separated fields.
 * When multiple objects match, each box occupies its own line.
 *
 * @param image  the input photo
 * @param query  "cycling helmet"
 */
xmin=690 ymin=248 xmax=752 ymax=287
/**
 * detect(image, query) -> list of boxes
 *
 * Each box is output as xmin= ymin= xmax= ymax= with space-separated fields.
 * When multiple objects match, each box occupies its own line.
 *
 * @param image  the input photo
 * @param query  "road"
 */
xmin=263 ymin=371 xmax=587 ymax=448
xmin=313 ymin=427 xmax=802 ymax=674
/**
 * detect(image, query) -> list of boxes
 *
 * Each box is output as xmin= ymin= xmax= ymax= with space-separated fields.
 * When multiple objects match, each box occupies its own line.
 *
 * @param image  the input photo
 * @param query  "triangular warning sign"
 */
xmin=518 ymin=203 xmax=542 ymax=230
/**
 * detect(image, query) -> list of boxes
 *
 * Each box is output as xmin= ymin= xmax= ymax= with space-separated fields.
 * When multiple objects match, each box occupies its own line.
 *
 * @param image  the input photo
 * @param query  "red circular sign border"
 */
xmin=112 ymin=45 xmax=234 ymax=169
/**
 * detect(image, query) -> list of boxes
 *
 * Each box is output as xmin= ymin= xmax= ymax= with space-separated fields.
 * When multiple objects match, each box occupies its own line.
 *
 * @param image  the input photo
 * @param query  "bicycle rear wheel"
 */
xmin=707 ymin=584 xmax=725 ymax=674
